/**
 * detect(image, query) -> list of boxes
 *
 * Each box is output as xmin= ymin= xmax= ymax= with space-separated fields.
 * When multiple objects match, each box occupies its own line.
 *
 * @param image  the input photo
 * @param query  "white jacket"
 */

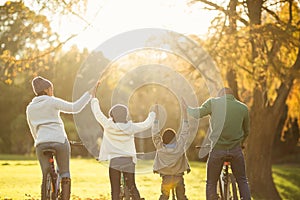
xmin=91 ymin=98 xmax=155 ymax=163
xmin=26 ymin=92 xmax=91 ymax=146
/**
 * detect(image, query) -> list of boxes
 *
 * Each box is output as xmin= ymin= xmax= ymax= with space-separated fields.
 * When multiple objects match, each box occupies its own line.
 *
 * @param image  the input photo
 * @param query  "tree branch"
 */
xmin=2 ymin=33 xmax=77 ymax=63
xmin=190 ymin=0 xmax=249 ymax=26
xmin=273 ymin=36 xmax=300 ymax=112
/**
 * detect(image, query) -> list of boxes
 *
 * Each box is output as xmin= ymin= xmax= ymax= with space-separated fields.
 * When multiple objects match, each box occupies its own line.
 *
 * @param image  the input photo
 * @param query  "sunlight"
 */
xmin=0 ymin=0 xmax=221 ymax=50
xmin=49 ymin=0 xmax=218 ymax=50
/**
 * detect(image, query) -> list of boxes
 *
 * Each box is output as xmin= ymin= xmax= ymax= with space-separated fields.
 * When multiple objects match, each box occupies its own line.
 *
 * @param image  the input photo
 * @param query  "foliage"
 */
xmin=286 ymin=80 xmax=300 ymax=123
xmin=0 ymin=1 xmax=60 ymax=84
xmin=273 ymin=116 xmax=300 ymax=163
xmin=0 ymin=45 xmax=90 ymax=154
xmin=0 ymin=80 xmax=33 ymax=153
xmin=201 ymin=0 xmax=300 ymax=106
xmin=191 ymin=0 xmax=300 ymax=198
xmin=26 ymin=0 xmax=89 ymax=16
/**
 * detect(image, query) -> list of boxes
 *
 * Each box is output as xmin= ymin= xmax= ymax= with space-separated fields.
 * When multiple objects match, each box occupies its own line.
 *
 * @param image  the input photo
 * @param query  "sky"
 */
xmin=48 ymin=0 xmax=220 ymax=51
xmin=0 ymin=0 xmax=222 ymax=51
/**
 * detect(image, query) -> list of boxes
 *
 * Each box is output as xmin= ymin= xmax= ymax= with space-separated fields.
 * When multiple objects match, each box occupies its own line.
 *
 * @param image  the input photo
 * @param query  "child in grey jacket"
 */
xmin=152 ymin=100 xmax=190 ymax=200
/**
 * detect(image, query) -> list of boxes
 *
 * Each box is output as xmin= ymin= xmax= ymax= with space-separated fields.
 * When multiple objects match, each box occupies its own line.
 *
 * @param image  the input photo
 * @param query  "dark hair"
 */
xmin=37 ymin=91 xmax=48 ymax=96
xmin=31 ymin=76 xmax=52 ymax=96
xmin=217 ymin=87 xmax=233 ymax=97
xmin=162 ymin=128 xmax=176 ymax=144
xmin=108 ymin=104 xmax=128 ymax=123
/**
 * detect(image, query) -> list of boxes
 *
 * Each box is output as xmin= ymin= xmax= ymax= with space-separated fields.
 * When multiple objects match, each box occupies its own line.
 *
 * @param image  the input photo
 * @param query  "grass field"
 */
xmin=0 ymin=155 xmax=299 ymax=200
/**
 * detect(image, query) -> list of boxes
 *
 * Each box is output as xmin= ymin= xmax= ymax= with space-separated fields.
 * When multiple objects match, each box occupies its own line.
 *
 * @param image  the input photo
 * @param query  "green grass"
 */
xmin=0 ymin=155 xmax=206 ymax=200
xmin=0 ymin=154 xmax=299 ymax=200
xmin=272 ymin=164 xmax=300 ymax=200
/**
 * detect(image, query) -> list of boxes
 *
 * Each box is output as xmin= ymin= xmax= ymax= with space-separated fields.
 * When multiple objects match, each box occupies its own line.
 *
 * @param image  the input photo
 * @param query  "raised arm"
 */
xmin=54 ymin=84 xmax=97 ymax=114
xmin=90 ymin=81 xmax=111 ymax=127
xmin=90 ymin=98 xmax=111 ymax=127
xmin=176 ymin=98 xmax=190 ymax=149
xmin=176 ymin=120 xmax=190 ymax=150
xmin=181 ymin=97 xmax=188 ymax=121
xmin=152 ymin=104 xmax=162 ymax=148
xmin=187 ymin=98 xmax=212 ymax=119
xmin=131 ymin=111 xmax=156 ymax=133
xmin=54 ymin=92 xmax=92 ymax=114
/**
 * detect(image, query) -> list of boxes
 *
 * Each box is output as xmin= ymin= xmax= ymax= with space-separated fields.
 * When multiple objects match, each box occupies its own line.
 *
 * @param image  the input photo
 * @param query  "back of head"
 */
xmin=109 ymin=104 xmax=129 ymax=123
xmin=162 ymin=128 xmax=176 ymax=144
xmin=32 ymin=76 xmax=53 ymax=96
xmin=217 ymin=87 xmax=234 ymax=97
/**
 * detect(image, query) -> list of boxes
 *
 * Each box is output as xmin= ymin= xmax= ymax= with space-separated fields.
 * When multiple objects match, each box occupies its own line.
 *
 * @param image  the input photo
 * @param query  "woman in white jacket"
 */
xmin=91 ymin=82 xmax=156 ymax=200
xmin=26 ymin=76 xmax=94 ymax=200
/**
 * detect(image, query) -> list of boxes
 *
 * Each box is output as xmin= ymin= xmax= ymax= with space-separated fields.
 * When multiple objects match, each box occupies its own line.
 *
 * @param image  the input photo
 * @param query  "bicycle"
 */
xmin=196 ymin=145 xmax=238 ymax=200
xmin=119 ymin=171 xmax=131 ymax=200
xmin=118 ymin=152 xmax=145 ymax=200
xmin=42 ymin=141 xmax=84 ymax=200
xmin=218 ymin=156 xmax=238 ymax=200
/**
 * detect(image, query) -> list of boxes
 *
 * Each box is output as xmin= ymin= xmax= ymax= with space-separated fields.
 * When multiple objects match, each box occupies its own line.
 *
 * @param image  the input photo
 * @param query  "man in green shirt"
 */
xmin=186 ymin=87 xmax=251 ymax=200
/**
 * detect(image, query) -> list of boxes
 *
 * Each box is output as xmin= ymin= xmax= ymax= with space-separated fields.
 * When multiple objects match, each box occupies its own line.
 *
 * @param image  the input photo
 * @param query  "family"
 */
xmin=26 ymin=76 xmax=251 ymax=200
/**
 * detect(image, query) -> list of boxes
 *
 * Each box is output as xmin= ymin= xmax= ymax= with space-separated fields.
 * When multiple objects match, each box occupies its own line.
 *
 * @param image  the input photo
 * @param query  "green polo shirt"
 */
xmin=187 ymin=94 xmax=250 ymax=150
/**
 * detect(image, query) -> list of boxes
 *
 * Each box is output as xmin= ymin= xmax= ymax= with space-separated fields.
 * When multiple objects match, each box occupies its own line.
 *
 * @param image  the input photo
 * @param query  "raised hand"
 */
xmin=89 ymin=81 xmax=100 ymax=98
xmin=181 ymin=97 xmax=188 ymax=120
xmin=154 ymin=104 xmax=159 ymax=120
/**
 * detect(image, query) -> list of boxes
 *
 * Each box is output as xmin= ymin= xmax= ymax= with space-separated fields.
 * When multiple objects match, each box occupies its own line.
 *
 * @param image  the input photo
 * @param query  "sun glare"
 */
xmin=0 ymin=0 xmax=222 ymax=50
xmin=49 ymin=0 xmax=217 ymax=51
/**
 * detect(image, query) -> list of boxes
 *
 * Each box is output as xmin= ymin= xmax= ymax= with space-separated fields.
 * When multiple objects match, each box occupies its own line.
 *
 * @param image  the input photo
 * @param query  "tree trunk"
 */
xmin=245 ymin=88 xmax=281 ymax=199
xmin=226 ymin=68 xmax=239 ymax=100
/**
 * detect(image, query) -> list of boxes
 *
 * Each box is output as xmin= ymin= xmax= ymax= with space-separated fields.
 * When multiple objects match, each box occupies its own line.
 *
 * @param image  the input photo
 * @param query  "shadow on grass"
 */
xmin=272 ymin=164 xmax=300 ymax=200
xmin=0 ymin=154 xmax=36 ymax=160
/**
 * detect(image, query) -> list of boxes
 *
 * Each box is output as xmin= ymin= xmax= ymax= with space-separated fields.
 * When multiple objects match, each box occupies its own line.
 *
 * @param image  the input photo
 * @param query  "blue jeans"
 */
xmin=206 ymin=146 xmax=251 ymax=200
xmin=36 ymin=139 xmax=71 ymax=178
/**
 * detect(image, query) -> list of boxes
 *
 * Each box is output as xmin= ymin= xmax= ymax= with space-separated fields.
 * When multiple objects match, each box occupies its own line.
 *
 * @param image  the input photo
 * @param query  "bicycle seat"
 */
xmin=42 ymin=149 xmax=56 ymax=156
xmin=222 ymin=156 xmax=233 ymax=162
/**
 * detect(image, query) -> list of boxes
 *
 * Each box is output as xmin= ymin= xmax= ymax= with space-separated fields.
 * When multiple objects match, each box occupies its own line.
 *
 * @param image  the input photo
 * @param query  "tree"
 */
xmin=0 ymin=1 xmax=93 ymax=153
xmin=190 ymin=0 xmax=300 ymax=199
xmin=0 ymin=1 xmax=60 ymax=84
xmin=0 ymin=0 xmax=96 ymax=84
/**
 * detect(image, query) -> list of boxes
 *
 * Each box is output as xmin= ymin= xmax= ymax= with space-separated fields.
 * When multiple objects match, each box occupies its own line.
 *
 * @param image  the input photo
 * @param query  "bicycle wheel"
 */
xmin=42 ymin=171 xmax=55 ymax=200
xmin=229 ymin=174 xmax=238 ymax=200
xmin=119 ymin=186 xmax=131 ymax=200
xmin=124 ymin=185 xmax=131 ymax=200
xmin=224 ymin=178 xmax=229 ymax=200
xmin=218 ymin=174 xmax=230 ymax=200
xmin=217 ymin=177 xmax=224 ymax=200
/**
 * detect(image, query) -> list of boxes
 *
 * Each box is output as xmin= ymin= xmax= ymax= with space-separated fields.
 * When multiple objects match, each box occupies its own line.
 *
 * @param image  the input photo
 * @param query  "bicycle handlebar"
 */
xmin=69 ymin=141 xmax=84 ymax=146
xmin=195 ymin=144 xmax=246 ymax=150
xmin=195 ymin=144 xmax=211 ymax=149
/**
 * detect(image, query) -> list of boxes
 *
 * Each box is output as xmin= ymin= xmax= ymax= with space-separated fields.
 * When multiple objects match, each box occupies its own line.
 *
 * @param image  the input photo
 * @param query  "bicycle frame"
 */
xmin=218 ymin=156 xmax=238 ymax=200
xmin=120 ymin=171 xmax=131 ymax=200
xmin=43 ymin=149 xmax=60 ymax=200
xmin=196 ymin=145 xmax=238 ymax=200
xmin=42 ymin=141 xmax=84 ymax=200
